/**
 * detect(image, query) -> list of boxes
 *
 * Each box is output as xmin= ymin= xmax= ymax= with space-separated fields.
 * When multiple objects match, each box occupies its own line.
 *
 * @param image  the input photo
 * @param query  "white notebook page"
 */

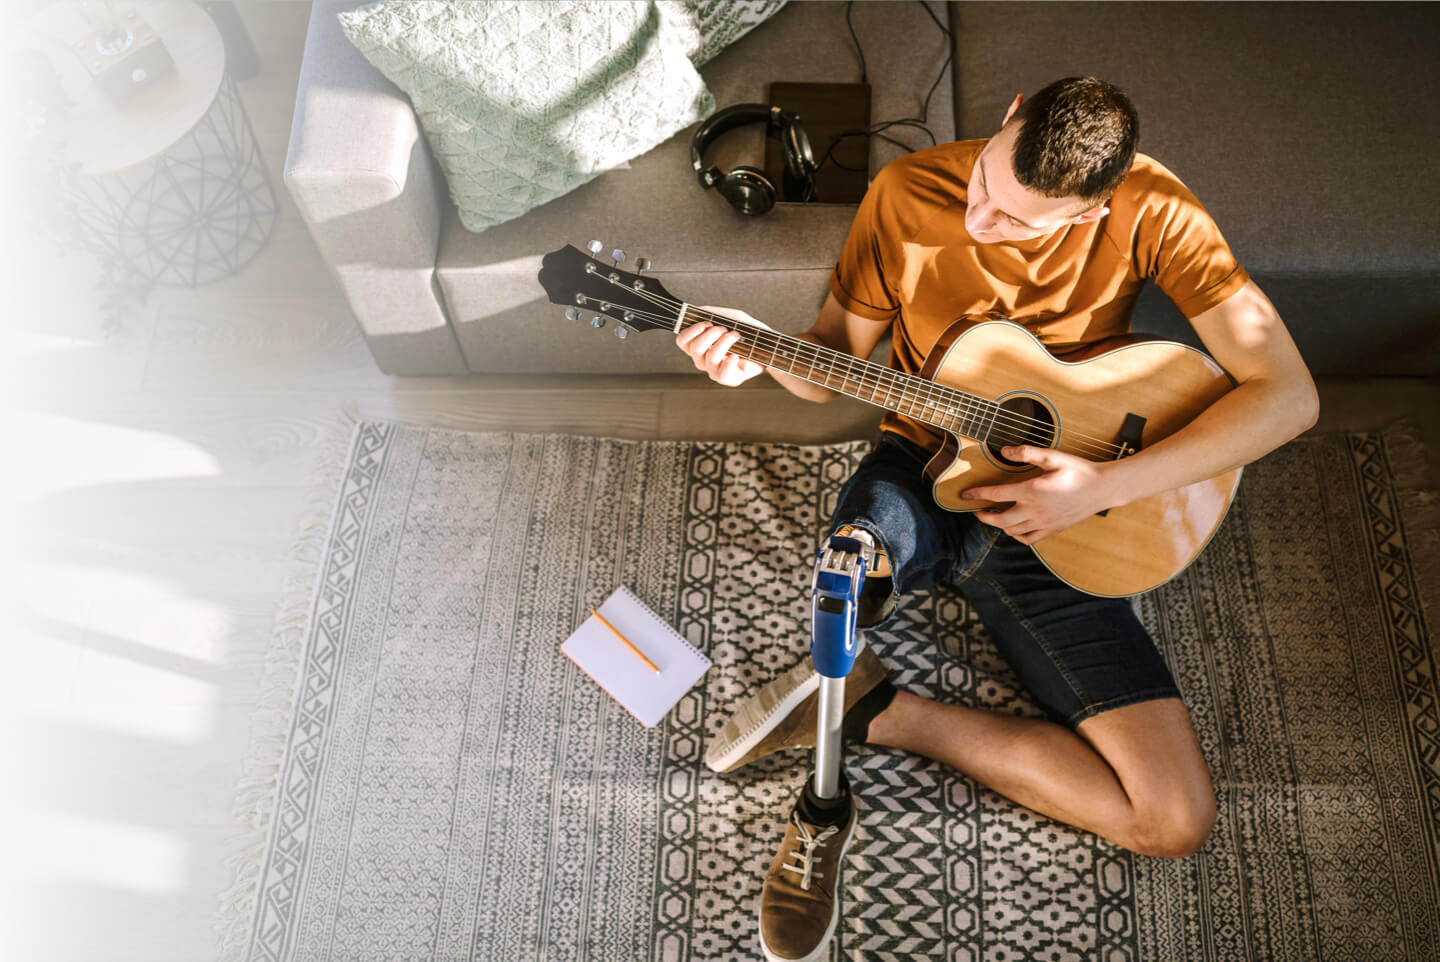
xmin=561 ymin=585 xmax=711 ymax=728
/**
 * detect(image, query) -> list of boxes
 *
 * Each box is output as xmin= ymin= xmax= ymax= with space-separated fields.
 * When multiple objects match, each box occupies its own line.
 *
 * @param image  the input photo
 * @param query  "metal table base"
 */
xmin=66 ymin=70 xmax=276 ymax=288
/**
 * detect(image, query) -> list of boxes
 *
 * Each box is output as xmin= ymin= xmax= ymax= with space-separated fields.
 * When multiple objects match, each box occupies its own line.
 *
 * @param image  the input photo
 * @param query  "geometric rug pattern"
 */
xmin=226 ymin=422 xmax=1440 ymax=961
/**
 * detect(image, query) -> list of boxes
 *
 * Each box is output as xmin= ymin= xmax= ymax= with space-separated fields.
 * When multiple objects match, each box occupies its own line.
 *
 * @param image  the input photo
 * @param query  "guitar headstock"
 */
xmin=537 ymin=242 xmax=681 ymax=340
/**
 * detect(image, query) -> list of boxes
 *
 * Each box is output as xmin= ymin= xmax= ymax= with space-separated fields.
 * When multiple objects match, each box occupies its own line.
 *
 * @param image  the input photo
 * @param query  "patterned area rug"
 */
xmin=222 ymin=420 xmax=1440 ymax=961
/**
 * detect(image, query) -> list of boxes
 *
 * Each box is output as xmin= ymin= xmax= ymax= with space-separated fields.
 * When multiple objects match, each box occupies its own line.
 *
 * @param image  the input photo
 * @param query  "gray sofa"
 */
xmin=286 ymin=1 xmax=1440 ymax=378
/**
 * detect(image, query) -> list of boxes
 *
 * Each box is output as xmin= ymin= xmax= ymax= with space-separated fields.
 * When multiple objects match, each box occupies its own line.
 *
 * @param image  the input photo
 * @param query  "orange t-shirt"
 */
xmin=829 ymin=138 xmax=1250 ymax=451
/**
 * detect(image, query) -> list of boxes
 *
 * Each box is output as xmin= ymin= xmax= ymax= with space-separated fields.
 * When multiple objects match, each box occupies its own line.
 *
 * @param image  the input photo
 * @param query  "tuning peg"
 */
xmin=590 ymin=315 xmax=605 ymax=329
xmin=611 ymin=249 xmax=627 ymax=268
xmin=565 ymin=307 xmax=580 ymax=321
xmin=614 ymin=326 xmax=629 ymax=339
xmin=635 ymin=257 xmax=651 ymax=273
xmin=587 ymin=239 xmax=604 ymax=256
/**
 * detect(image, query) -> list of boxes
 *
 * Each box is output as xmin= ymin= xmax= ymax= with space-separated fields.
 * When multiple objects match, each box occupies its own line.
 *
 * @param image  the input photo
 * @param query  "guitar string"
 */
xmin=586 ymin=278 xmax=1130 ymax=460
xmin=593 ymin=278 xmax=1125 ymax=456
xmin=602 ymin=287 xmax=1126 ymax=459
xmin=590 ymin=278 xmax=1130 ymax=460
xmin=676 ymin=304 xmax=1130 ymax=459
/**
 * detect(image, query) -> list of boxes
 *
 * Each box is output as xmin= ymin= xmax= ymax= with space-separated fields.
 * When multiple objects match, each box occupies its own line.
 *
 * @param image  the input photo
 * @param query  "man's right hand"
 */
xmin=675 ymin=306 xmax=769 ymax=387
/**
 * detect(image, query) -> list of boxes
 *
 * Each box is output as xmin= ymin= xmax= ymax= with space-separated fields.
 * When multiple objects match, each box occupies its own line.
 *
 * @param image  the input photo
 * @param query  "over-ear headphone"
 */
xmin=690 ymin=104 xmax=816 ymax=215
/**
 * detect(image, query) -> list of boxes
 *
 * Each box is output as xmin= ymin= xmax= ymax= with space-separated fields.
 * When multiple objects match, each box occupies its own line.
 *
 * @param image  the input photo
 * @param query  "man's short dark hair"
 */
xmin=1009 ymin=77 xmax=1139 ymax=206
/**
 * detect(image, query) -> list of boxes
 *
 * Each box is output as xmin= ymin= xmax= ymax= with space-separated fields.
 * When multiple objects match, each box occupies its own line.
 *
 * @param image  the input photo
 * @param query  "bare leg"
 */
xmin=865 ymin=692 xmax=1216 ymax=858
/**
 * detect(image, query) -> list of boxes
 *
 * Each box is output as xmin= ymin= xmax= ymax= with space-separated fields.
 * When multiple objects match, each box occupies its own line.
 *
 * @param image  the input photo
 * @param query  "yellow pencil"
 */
xmin=591 ymin=608 xmax=661 ymax=674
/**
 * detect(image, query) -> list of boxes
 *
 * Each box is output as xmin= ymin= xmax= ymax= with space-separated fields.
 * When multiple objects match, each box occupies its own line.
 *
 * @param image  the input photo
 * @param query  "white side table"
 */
xmin=27 ymin=0 xmax=276 ymax=286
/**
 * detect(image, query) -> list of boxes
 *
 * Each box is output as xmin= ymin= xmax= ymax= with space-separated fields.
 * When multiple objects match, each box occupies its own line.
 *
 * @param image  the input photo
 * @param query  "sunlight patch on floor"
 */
xmin=24 ymin=812 xmax=191 ymax=896
xmin=15 ymin=414 xmax=222 ymax=500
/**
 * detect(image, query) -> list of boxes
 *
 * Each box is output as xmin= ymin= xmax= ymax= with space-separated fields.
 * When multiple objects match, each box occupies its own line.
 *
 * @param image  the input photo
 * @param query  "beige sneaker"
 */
xmin=704 ymin=646 xmax=890 ymax=773
xmin=758 ymin=790 xmax=858 ymax=962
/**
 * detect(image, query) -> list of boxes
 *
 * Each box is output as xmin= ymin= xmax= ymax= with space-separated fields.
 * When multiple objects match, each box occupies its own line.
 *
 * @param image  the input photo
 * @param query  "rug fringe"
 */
xmin=214 ymin=403 xmax=361 ymax=961
xmin=1383 ymin=419 xmax=1440 ymax=661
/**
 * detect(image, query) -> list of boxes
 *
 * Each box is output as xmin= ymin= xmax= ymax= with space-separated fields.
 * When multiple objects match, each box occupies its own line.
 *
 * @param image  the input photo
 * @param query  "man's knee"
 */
xmin=1078 ymin=698 xmax=1216 ymax=859
xmin=1129 ymin=790 xmax=1217 ymax=859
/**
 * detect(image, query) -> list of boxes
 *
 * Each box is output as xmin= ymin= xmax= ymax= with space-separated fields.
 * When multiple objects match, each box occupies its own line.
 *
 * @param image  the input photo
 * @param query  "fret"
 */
xmin=899 ymin=374 xmax=917 ymax=414
xmin=961 ymin=391 xmax=984 ymax=437
xmin=904 ymin=380 xmax=927 ymax=417
xmin=803 ymin=349 xmax=821 ymax=384
xmin=981 ymin=397 xmax=1000 ymax=443
xmin=819 ymin=351 xmax=837 ymax=388
xmin=898 ymin=379 xmax=917 ymax=417
xmin=903 ymin=378 xmax=927 ymax=417
xmin=951 ymin=390 xmax=969 ymax=436
xmin=747 ymin=330 xmax=768 ymax=366
xmin=760 ymin=334 xmax=781 ymax=368
xmin=956 ymin=395 xmax=978 ymax=437
xmin=699 ymin=315 xmax=1000 ymax=435
xmin=865 ymin=365 xmax=884 ymax=405
xmin=773 ymin=337 xmax=797 ymax=373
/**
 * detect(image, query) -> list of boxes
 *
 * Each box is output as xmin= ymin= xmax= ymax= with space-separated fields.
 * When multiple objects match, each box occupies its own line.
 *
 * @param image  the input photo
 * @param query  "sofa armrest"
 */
xmin=283 ymin=0 xmax=466 ymax=374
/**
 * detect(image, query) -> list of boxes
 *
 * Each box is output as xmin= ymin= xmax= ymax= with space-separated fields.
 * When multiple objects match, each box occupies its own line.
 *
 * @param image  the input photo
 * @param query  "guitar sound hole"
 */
xmin=986 ymin=395 xmax=1056 ymax=466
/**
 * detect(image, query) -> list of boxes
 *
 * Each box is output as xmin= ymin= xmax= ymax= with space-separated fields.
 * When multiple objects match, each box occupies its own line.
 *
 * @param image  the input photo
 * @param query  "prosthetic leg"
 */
xmin=806 ymin=534 xmax=869 ymax=806
xmin=757 ymin=533 xmax=874 ymax=962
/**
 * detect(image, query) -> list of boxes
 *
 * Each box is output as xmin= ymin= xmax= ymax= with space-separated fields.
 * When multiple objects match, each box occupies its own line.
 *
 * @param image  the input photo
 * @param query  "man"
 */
xmin=678 ymin=77 xmax=1318 ymax=962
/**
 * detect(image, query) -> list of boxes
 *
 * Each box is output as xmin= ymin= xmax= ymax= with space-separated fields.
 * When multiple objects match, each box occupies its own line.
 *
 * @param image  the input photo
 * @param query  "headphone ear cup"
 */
xmin=691 ymin=102 xmax=773 ymax=188
xmin=780 ymin=115 xmax=816 ymax=179
xmin=719 ymin=166 xmax=776 ymax=216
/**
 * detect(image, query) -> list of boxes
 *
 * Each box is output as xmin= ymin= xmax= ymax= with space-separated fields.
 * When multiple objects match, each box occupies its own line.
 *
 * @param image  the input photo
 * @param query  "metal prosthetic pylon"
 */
xmin=805 ymin=535 xmax=868 ymax=808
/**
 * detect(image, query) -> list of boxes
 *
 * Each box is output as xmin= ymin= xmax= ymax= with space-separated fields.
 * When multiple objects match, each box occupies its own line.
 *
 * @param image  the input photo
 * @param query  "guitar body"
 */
xmin=921 ymin=322 xmax=1241 ymax=597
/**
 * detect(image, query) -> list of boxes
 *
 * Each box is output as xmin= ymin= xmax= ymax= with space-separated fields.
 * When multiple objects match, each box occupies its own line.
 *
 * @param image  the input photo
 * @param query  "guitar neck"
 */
xmin=678 ymin=305 xmax=1001 ymax=439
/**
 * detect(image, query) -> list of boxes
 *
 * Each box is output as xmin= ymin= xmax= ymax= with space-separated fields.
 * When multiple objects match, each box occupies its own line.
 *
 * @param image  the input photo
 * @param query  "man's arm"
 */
xmin=965 ymin=280 xmax=1319 ymax=543
xmin=676 ymin=292 xmax=892 ymax=403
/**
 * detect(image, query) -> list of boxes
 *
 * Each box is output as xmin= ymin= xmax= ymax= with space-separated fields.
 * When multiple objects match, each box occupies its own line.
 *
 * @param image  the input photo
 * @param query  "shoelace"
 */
xmin=781 ymin=815 xmax=840 ymax=891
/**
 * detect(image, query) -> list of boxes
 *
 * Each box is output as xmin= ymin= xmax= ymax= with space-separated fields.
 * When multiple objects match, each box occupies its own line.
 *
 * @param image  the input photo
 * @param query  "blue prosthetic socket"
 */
xmin=810 ymin=535 xmax=867 ymax=679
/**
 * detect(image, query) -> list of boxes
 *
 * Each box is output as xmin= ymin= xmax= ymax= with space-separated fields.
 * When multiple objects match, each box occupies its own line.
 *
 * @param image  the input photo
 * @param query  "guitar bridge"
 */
xmin=1115 ymin=413 xmax=1146 ymax=460
xmin=1097 ymin=414 xmax=1147 ymax=518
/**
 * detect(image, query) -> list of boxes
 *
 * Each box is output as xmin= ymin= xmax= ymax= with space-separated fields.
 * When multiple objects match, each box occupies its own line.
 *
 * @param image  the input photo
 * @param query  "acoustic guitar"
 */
xmin=537 ymin=243 xmax=1241 ymax=597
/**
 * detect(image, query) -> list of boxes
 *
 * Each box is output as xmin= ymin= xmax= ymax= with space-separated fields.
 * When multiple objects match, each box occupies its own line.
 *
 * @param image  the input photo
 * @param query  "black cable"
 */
xmin=815 ymin=1 xmax=953 ymax=179
xmin=845 ymin=1 xmax=868 ymax=84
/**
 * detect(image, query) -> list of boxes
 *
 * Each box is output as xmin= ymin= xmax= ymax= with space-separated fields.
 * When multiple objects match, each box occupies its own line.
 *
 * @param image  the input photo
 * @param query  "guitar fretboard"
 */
xmin=679 ymin=305 xmax=1003 ymax=440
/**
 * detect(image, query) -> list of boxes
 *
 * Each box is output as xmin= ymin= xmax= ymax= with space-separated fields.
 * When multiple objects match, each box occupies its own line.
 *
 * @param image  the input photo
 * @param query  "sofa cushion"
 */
xmin=340 ymin=1 xmax=717 ymax=233
xmin=436 ymin=0 xmax=955 ymax=374
xmin=683 ymin=0 xmax=792 ymax=66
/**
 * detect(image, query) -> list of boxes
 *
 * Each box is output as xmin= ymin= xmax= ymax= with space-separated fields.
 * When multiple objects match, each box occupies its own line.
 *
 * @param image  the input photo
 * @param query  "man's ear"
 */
xmin=1002 ymin=94 xmax=1023 ymax=126
xmin=1070 ymin=205 xmax=1110 ymax=225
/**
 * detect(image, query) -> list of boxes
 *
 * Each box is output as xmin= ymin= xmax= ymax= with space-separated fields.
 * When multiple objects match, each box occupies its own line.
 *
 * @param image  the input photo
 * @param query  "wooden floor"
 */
xmin=9 ymin=5 xmax=1437 ymax=961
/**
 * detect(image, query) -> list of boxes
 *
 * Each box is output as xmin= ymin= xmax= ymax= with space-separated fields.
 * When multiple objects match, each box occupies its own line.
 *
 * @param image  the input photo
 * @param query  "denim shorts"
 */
xmin=829 ymin=432 xmax=1182 ymax=728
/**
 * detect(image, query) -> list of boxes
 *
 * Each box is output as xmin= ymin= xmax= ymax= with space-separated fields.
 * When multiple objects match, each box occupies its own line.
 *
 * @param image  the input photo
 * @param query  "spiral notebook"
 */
xmin=561 ymin=586 xmax=711 ymax=728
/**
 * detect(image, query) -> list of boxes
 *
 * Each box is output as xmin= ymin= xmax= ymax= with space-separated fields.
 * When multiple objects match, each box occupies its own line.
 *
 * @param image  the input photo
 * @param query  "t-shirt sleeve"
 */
xmin=1133 ymin=170 xmax=1251 ymax=319
xmin=829 ymin=162 xmax=906 ymax=322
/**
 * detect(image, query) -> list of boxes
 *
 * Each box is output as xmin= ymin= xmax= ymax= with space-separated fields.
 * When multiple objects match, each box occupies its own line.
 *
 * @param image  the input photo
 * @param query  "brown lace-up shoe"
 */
xmin=704 ymin=646 xmax=889 ymax=773
xmin=758 ymin=787 xmax=858 ymax=962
